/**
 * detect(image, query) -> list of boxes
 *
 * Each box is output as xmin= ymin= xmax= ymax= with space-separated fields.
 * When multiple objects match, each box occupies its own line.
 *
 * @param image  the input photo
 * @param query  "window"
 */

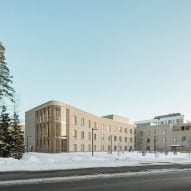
xmin=140 ymin=131 xmax=143 ymax=136
xmin=101 ymin=134 xmax=104 ymax=140
xmin=94 ymin=122 xmax=97 ymax=128
xmin=73 ymin=115 xmax=77 ymax=125
xmin=125 ymin=128 xmax=127 ymax=133
xmin=124 ymin=146 xmax=127 ymax=151
xmin=114 ymin=145 xmax=117 ymax=151
xmin=81 ymin=131 xmax=84 ymax=140
xmin=130 ymin=137 xmax=133 ymax=143
xmin=125 ymin=137 xmax=127 ymax=143
xmin=108 ymin=125 xmax=111 ymax=132
xmin=130 ymin=129 xmax=132 ymax=134
xmin=93 ymin=145 xmax=96 ymax=151
xmin=94 ymin=133 xmax=96 ymax=140
xmin=101 ymin=124 xmax=104 ymax=131
xmin=81 ymin=118 xmax=85 ymax=126
xmin=74 ymin=144 xmax=77 ymax=152
xmin=88 ymin=132 xmax=91 ymax=140
xmin=114 ymin=136 xmax=117 ymax=141
xmin=88 ymin=120 xmax=91 ymax=128
xmin=182 ymin=136 xmax=186 ymax=142
xmin=55 ymin=108 xmax=60 ymax=120
xmin=73 ymin=130 xmax=77 ymax=139
xmin=88 ymin=144 xmax=91 ymax=151
xmin=81 ymin=144 xmax=84 ymax=152
xmin=56 ymin=123 xmax=60 ymax=137
xmin=119 ymin=136 xmax=122 ymax=142
xmin=173 ymin=137 xmax=177 ymax=143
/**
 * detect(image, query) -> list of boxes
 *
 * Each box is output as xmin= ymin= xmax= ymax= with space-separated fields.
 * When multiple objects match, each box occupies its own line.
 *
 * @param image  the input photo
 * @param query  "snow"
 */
xmin=0 ymin=151 xmax=191 ymax=172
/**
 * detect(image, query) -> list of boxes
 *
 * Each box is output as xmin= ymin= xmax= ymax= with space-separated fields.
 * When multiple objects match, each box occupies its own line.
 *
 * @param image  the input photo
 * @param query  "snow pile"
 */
xmin=0 ymin=151 xmax=191 ymax=172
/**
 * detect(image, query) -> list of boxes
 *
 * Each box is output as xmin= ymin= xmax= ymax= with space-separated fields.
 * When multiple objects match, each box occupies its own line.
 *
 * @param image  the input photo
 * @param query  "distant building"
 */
xmin=136 ymin=123 xmax=191 ymax=152
xmin=135 ymin=113 xmax=184 ymax=128
xmin=25 ymin=100 xmax=135 ymax=153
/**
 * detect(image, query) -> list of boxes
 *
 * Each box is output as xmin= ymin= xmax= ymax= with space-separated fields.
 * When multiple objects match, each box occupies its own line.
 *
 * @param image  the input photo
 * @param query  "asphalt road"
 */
xmin=1 ymin=170 xmax=191 ymax=191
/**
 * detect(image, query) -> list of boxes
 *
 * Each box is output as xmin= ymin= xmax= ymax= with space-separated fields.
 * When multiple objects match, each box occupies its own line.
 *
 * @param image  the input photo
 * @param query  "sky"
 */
xmin=0 ymin=0 xmax=191 ymax=123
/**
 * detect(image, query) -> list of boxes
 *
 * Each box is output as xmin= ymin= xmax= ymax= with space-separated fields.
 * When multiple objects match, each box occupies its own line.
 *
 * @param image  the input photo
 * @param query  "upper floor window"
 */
xmin=81 ymin=131 xmax=85 ymax=140
xmin=73 ymin=130 xmax=77 ymax=139
xmin=108 ymin=125 xmax=111 ymax=132
xmin=81 ymin=118 xmax=85 ymax=127
xmin=88 ymin=120 xmax=91 ymax=128
xmin=125 ymin=128 xmax=127 ymax=133
xmin=101 ymin=124 xmax=104 ymax=131
xmin=88 ymin=132 xmax=91 ymax=140
xmin=73 ymin=115 xmax=77 ymax=125
xmin=182 ymin=136 xmax=186 ymax=142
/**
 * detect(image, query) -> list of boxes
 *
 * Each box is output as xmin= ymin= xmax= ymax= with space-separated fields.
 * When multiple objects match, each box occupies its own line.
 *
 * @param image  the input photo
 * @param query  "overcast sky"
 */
xmin=1 ymin=0 xmax=191 ymax=123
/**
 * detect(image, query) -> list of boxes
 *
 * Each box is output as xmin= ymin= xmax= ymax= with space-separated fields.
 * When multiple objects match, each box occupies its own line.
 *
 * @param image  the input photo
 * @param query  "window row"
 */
xmin=73 ymin=144 xmax=133 ymax=152
xmin=72 ymin=115 xmax=133 ymax=134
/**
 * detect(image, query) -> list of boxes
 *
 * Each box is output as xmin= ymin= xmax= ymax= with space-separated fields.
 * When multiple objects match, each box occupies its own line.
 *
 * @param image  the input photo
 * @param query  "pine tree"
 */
xmin=0 ymin=105 xmax=12 ymax=157
xmin=10 ymin=111 xmax=25 ymax=159
xmin=0 ymin=42 xmax=14 ymax=101
xmin=0 ymin=42 xmax=24 ymax=159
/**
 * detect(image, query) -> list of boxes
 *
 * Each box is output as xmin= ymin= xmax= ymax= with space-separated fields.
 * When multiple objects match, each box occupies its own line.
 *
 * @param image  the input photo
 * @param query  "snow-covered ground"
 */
xmin=0 ymin=151 xmax=191 ymax=172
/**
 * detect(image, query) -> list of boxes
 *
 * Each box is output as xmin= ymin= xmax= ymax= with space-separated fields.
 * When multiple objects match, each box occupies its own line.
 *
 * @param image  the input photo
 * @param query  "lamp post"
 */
xmin=92 ymin=128 xmax=98 ymax=157
xmin=188 ymin=137 xmax=191 ymax=158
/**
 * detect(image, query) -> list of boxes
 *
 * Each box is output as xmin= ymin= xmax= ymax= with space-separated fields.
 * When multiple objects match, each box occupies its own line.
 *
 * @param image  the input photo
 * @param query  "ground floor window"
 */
xmin=74 ymin=144 xmax=77 ymax=152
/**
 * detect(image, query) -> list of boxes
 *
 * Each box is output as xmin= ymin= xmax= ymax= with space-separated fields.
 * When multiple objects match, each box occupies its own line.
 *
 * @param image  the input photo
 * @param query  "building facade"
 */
xmin=25 ymin=100 xmax=135 ymax=153
xmin=136 ymin=123 xmax=191 ymax=152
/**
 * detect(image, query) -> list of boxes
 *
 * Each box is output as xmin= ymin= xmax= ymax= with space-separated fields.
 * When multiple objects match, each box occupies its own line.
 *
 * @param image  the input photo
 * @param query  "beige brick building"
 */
xmin=136 ymin=123 xmax=191 ymax=152
xmin=25 ymin=100 xmax=135 ymax=153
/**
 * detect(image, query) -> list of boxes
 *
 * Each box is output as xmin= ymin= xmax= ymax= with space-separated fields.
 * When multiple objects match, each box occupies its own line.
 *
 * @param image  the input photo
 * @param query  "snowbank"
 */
xmin=0 ymin=151 xmax=191 ymax=172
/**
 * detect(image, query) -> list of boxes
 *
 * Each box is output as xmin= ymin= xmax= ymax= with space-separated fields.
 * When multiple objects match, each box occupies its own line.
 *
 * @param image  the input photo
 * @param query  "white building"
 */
xmin=135 ymin=113 xmax=185 ymax=128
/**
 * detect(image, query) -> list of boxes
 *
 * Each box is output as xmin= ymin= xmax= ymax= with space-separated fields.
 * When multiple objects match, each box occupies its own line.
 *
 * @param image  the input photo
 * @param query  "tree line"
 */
xmin=0 ymin=42 xmax=24 ymax=159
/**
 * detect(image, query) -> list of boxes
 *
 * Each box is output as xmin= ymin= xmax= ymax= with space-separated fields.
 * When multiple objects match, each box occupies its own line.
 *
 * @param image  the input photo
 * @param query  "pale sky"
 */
xmin=0 ymin=0 xmax=191 ymax=123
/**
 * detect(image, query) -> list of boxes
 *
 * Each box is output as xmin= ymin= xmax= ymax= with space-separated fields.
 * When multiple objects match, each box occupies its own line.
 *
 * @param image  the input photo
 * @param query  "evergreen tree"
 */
xmin=0 ymin=42 xmax=24 ymax=159
xmin=10 ymin=111 xmax=24 ymax=159
xmin=0 ymin=42 xmax=14 ymax=101
xmin=0 ymin=105 xmax=12 ymax=157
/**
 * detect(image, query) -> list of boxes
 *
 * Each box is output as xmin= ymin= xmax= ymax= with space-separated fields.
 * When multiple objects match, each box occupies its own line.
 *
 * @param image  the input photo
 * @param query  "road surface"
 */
xmin=1 ymin=170 xmax=191 ymax=191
